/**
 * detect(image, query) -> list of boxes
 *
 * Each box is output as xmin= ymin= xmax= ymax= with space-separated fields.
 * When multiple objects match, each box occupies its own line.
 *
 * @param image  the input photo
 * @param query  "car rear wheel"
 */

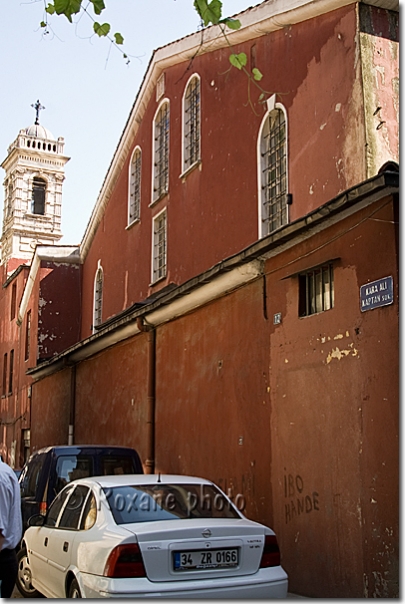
xmin=16 ymin=547 xmax=41 ymax=598
xmin=68 ymin=577 xmax=82 ymax=598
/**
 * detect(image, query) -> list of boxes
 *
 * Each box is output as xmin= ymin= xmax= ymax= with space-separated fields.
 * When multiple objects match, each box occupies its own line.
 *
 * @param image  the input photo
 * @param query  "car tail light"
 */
xmin=259 ymin=535 xmax=281 ymax=568
xmin=104 ymin=543 xmax=146 ymax=578
xmin=39 ymin=501 xmax=47 ymax=515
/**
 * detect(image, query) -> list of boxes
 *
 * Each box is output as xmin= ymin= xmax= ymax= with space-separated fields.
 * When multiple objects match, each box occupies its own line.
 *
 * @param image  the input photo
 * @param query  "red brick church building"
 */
xmin=0 ymin=0 xmax=399 ymax=597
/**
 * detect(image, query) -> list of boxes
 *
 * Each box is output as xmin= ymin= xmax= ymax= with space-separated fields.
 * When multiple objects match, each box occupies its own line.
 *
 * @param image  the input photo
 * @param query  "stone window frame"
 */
xmin=181 ymin=74 xmax=201 ymax=175
xmin=257 ymin=97 xmax=289 ymax=238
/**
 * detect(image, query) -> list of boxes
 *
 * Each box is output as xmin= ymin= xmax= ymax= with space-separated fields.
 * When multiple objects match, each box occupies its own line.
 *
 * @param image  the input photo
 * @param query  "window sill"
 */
xmin=149 ymin=191 xmax=169 ymax=208
xmin=126 ymin=218 xmax=140 ymax=231
xmin=180 ymin=160 xmax=202 ymax=181
xmin=25 ymin=213 xmax=51 ymax=221
xmin=149 ymin=275 xmax=167 ymax=287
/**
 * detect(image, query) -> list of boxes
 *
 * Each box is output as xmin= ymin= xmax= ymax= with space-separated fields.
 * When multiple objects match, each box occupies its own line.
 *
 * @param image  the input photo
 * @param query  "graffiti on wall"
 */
xmin=284 ymin=472 xmax=319 ymax=524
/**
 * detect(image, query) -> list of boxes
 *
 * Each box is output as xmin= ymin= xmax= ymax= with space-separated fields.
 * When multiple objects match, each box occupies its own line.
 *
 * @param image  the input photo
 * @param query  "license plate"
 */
xmin=173 ymin=548 xmax=238 ymax=571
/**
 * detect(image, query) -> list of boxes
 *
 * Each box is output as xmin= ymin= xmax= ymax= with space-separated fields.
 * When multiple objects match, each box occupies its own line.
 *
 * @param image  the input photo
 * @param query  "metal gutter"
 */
xmin=27 ymin=171 xmax=398 ymax=381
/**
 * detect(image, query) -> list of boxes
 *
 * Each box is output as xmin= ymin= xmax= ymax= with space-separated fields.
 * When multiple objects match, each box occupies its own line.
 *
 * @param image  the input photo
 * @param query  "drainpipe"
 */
xmin=68 ymin=365 xmax=76 ymax=445
xmin=136 ymin=317 xmax=156 ymax=474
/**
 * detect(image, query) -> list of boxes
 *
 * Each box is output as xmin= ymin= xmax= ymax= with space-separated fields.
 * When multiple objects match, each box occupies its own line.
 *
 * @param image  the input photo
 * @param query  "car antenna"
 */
xmin=157 ymin=472 xmax=161 ymax=483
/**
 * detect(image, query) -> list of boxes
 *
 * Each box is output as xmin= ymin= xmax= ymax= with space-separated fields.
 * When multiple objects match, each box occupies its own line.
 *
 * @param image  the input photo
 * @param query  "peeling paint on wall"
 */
xmin=359 ymin=4 xmax=399 ymax=176
xmin=326 ymin=343 xmax=358 ymax=364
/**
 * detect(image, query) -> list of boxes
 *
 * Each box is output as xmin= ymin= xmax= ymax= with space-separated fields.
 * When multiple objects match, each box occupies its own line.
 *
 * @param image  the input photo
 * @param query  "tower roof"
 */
xmin=24 ymin=123 xmax=55 ymax=141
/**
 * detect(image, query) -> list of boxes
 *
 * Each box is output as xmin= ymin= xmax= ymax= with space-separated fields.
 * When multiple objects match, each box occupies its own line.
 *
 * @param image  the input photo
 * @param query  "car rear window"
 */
xmin=103 ymin=483 xmax=241 ymax=524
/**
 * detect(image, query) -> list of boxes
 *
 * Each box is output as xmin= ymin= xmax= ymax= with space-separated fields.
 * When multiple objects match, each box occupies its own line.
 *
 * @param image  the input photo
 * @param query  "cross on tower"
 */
xmin=31 ymin=99 xmax=45 ymax=125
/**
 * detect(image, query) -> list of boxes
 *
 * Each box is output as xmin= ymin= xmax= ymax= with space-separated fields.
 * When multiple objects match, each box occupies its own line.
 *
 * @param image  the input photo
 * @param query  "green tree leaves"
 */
xmin=193 ymin=0 xmax=222 ymax=26
xmin=46 ymin=0 xmax=81 ymax=22
xmin=229 ymin=52 xmax=247 ymax=69
xmin=93 ymin=22 xmax=110 ymax=37
xmin=40 ymin=0 xmax=269 ymax=102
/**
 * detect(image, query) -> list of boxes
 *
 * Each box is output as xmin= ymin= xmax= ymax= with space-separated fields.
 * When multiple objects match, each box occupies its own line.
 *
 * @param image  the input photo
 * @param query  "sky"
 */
xmin=0 ymin=0 xmax=254 ymax=245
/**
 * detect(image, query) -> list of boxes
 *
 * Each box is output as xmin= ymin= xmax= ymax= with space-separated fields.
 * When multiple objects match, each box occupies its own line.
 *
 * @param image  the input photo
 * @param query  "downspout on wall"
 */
xmin=136 ymin=317 xmax=156 ymax=474
xmin=68 ymin=365 xmax=76 ymax=445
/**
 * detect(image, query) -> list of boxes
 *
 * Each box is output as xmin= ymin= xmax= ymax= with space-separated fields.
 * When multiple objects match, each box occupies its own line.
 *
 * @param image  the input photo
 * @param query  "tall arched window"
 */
xmin=153 ymin=101 xmax=170 ymax=202
xmin=258 ymin=104 xmax=288 ymax=237
xmin=6 ymin=180 xmax=13 ymax=217
xmin=129 ymin=147 xmax=141 ymax=224
xmin=93 ymin=266 xmax=103 ymax=330
xmin=182 ymin=75 xmax=200 ymax=172
xmin=31 ymin=177 xmax=46 ymax=215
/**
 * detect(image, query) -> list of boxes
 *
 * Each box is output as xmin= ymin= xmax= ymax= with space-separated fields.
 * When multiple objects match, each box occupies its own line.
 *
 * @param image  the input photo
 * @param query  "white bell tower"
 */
xmin=1 ymin=101 xmax=70 ymax=266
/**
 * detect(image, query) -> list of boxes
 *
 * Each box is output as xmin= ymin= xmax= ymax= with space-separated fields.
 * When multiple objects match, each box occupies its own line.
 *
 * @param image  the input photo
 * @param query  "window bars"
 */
xmin=153 ymin=104 xmax=170 ymax=202
xmin=299 ymin=264 xmax=334 ymax=317
xmin=94 ymin=269 xmax=103 ymax=327
xmin=261 ymin=109 xmax=287 ymax=235
xmin=153 ymin=211 xmax=167 ymax=282
xmin=184 ymin=78 xmax=200 ymax=170
xmin=25 ymin=310 xmax=31 ymax=361
xmin=129 ymin=149 xmax=141 ymax=223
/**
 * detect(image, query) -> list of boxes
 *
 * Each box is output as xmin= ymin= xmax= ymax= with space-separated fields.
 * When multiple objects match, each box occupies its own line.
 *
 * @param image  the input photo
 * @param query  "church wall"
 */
xmin=73 ymin=334 xmax=150 ymax=465
xmin=29 ymin=188 xmax=399 ymax=597
xmin=80 ymin=3 xmax=379 ymax=339
xmin=37 ymin=261 xmax=81 ymax=361
xmin=0 ymin=264 xmax=31 ymax=467
xmin=266 ymin=195 xmax=398 ymax=597
xmin=30 ymin=367 xmax=72 ymax=451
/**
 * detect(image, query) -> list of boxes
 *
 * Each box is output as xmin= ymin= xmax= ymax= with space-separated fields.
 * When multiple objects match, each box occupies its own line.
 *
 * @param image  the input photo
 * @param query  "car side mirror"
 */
xmin=28 ymin=514 xmax=45 ymax=527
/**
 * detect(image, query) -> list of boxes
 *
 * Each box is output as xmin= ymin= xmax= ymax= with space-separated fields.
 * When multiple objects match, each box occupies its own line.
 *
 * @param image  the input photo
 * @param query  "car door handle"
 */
xmin=44 ymin=537 xmax=48 ymax=547
xmin=63 ymin=541 xmax=69 ymax=552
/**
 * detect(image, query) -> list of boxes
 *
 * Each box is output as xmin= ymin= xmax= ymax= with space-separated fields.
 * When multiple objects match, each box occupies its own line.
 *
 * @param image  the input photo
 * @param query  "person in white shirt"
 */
xmin=0 ymin=456 xmax=22 ymax=598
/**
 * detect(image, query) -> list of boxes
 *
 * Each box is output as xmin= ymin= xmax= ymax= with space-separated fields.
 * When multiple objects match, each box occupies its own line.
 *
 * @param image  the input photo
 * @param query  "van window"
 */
xmin=55 ymin=455 xmax=93 ymax=493
xmin=101 ymin=455 xmax=138 ymax=475
xmin=20 ymin=453 xmax=46 ymax=498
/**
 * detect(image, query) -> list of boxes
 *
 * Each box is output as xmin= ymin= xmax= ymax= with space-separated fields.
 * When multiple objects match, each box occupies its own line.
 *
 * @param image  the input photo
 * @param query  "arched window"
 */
xmin=129 ymin=147 xmax=142 ymax=224
xmin=153 ymin=101 xmax=170 ymax=202
xmin=6 ymin=180 xmax=13 ymax=217
xmin=182 ymin=75 xmax=200 ymax=172
xmin=93 ymin=266 xmax=103 ymax=330
xmin=258 ymin=104 xmax=288 ymax=237
xmin=152 ymin=209 xmax=167 ymax=283
xmin=31 ymin=177 xmax=46 ymax=215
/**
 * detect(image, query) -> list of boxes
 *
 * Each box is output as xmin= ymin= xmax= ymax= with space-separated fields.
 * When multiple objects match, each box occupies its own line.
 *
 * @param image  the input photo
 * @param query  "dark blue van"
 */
xmin=19 ymin=445 xmax=143 ymax=531
xmin=17 ymin=445 xmax=143 ymax=597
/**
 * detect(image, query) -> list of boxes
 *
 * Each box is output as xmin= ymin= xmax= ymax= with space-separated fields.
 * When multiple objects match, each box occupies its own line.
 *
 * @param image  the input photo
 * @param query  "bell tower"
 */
xmin=1 ymin=101 xmax=70 ymax=267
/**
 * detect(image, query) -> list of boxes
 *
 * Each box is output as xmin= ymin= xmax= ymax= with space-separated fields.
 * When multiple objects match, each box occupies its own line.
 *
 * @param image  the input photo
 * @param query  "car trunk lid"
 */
xmin=121 ymin=518 xmax=266 ymax=582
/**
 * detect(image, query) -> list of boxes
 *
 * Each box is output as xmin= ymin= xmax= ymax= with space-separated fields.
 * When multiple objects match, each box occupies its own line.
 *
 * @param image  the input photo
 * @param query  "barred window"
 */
xmin=260 ymin=107 xmax=287 ymax=236
xmin=31 ymin=177 xmax=46 ymax=215
xmin=10 ymin=283 xmax=17 ymax=320
xmin=6 ymin=180 xmax=13 ymax=217
xmin=152 ymin=210 xmax=167 ymax=282
xmin=9 ymin=349 xmax=14 ymax=394
xmin=183 ymin=76 xmax=200 ymax=172
xmin=299 ymin=264 xmax=334 ymax=317
xmin=2 ymin=353 xmax=7 ymax=397
xmin=93 ymin=267 xmax=103 ymax=330
xmin=25 ymin=310 xmax=31 ymax=361
xmin=129 ymin=148 xmax=142 ymax=224
xmin=153 ymin=102 xmax=170 ymax=202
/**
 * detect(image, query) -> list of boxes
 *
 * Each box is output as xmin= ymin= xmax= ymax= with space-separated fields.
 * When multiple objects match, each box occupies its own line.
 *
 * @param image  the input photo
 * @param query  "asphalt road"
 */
xmin=11 ymin=585 xmax=304 ymax=598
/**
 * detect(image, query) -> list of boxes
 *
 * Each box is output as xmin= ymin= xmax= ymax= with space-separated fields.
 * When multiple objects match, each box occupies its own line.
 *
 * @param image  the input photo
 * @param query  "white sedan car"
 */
xmin=22 ymin=474 xmax=288 ymax=598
